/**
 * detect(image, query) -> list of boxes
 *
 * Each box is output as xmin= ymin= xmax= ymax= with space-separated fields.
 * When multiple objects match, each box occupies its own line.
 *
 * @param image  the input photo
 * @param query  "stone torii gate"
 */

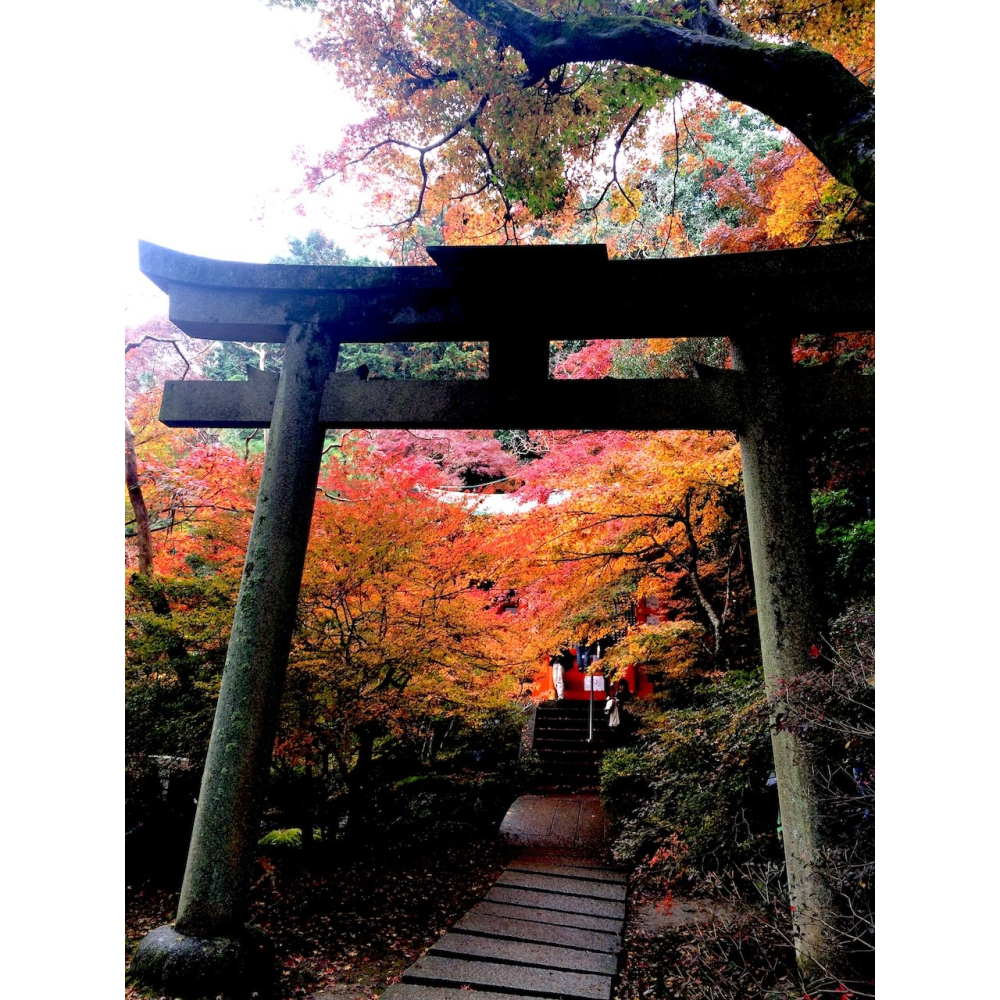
xmin=132 ymin=240 xmax=874 ymax=996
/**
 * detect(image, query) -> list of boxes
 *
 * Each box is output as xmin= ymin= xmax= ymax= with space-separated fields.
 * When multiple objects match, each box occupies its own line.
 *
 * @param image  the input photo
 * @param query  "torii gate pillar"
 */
xmin=731 ymin=334 xmax=835 ymax=974
xmin=132 ymin=321 xmax=339 ymax=993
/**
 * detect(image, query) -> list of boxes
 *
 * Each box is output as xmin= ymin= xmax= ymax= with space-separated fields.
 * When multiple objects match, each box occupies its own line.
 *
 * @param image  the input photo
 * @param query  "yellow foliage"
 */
xmin=764 ymin=151 xmax=827 ymax=243
xmin=602 ymin=621 xmax=711 ymax=683
xmin=610 ymin=185 xmax=643 ymax=225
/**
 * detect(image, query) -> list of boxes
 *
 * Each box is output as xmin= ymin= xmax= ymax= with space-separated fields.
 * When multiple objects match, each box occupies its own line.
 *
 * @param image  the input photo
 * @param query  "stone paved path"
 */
xmin=498 ymin=794 xmax=608 ymax=850
xmin=379 ymin=795 xmax=626 ymax=1000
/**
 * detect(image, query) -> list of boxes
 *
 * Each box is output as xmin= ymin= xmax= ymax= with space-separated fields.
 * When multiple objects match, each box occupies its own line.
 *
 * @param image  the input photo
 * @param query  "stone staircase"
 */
xmin=531 ymin=700 xmax=615 ymax=789
xmin=364 ymin=796 xmax=627 ymax=1000
xmin=384 ymin=850 xmax=626 ymax=1000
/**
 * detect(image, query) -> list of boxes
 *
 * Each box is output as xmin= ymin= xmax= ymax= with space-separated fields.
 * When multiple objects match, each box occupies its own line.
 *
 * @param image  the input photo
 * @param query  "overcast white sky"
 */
xmin=125 ymin=0 xmax=376 ymax=322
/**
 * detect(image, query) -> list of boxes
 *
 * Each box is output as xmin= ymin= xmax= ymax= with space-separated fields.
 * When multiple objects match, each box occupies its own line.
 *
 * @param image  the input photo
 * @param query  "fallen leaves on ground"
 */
xmin=126 ymin=835 xmax=508 ymax=999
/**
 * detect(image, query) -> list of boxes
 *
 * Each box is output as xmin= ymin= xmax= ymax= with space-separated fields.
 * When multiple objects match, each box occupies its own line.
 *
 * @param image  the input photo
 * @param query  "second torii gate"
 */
xmin=131 ymin=239 xmax=874 ymax=996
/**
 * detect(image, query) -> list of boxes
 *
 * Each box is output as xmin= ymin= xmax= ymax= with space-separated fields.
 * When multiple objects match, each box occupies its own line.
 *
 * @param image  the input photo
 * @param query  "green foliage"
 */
xmin=259 ymin=828 xmax=303 ymax=849
xmin=778 ymin=603 xmax=875 ymax=978
xmin=492 ymin=428 xmax=551 ymax=461
xmin=336 ymin=339 xmax=488 ymax=380
xmin=515 ymin=747 xmax=543 ymax=785
xmin=202 ymin=342 xmax=282 ymax=382
xmin=563 ymin=104 xmax=784 ymax=256
xmin=654 ymin=106 xmax=784 ymax=247
xmin=125 ymin=576 xmax=235 ymax=760
xmin=386 ymin=771 xmax=520 ymax=837
xmin=270 ymin=230 xmax=385 ymax=267
xmin=812 ymin=489 xmax=875 ymax=613
xmin=614 ymin=337 xmax=730 ymax=379
xmin=601 ymin=670 xmax=777 ymax=872
xmin=125 ymin=682 xmax=217 ymax=761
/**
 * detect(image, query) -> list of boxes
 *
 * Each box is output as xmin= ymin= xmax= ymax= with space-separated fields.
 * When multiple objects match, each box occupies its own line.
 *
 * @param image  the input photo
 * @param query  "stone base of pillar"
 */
xmin=130 ymin=922 xmax=274 ymax=999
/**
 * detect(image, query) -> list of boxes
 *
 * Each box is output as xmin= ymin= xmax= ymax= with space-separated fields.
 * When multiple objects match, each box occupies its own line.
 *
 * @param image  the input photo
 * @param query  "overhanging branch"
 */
xmin=446 ymin=0 xmax=874 ymax=200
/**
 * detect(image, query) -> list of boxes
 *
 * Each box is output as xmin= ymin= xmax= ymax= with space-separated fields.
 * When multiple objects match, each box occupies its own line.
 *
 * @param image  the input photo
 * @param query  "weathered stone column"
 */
xmin=132 ymin=320 xmax=339 ymax=997
xmin=730 ymin=335 xmax=837 ymax=977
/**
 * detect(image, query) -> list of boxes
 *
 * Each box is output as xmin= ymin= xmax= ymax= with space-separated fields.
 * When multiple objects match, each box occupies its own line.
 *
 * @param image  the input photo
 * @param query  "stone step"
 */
xmin=452 ymin=909 xmax=621 ymax=954
xmin=428 ymin=930 xmax=618 ymax=976
xmin=506 ymin=860 xmax=627 ymax=885
xmin=533 ymin=733 xmax=610 ymax=744
xmin=384 ymin=797 xmax=626 ymax=1000
xmin=382 ymin=985 xmax=551 ymax=1000
xmin=513 ymin=849 xmax=618 ymax=868
xmin=533 ymin=750 xmax=603 ymax=761
xmin=534 ymin=731 xmax=607 ymax=740
xmin=532 ymin=763 xmax=601 ymax=777
xmin=473 ymin=900 xmax=623 ymax=935
xmin=534 ymin=723 xmax=606 ymax=732
xmin=534 ymin=720 xmax=610 ymax=728
xmin=535 ymin=724 xmax=610 ymax=740
xmin=403 ymin=954 xmax=613 ymax=1000
xmin=496 ymin=870 xmax=627 ymax=902
xmin=486 ymin=885 xmax=626 ymax=921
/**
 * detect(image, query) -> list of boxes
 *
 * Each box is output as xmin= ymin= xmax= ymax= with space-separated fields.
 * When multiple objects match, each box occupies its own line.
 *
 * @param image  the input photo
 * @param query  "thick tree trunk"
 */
xmin=125 ymin=416 xmax=154 ymax=577
xmin=448 ymin=0 xmax=874 ymax=200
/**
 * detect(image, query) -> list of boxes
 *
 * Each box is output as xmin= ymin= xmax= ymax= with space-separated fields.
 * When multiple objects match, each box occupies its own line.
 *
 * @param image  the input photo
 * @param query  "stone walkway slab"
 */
xmin=486 ymin=885 xmax=626 ymax=921
xmin=428 ymin=930 xmax=618 ymax=976
xmin=452 ymin=910 xmax=621 ymax=954
xmin=507 ymin=860 xmax=627 ymax=884
xmin=514 ymin=851 xmax=618 ymax=870
xmin=374 ymin=814 xmax=628 ymax=1000
xmin=381 ymin=987 xmax=551 ymax=1000
xmin=473 ymin=900 xmax=623 ymax=935
xmin=499 ymin=795 xmax=608 ymax=849
xmin=496 ymin=870 xmax=627 ymax=901
xmin=403 ymin=954 xmax=612 ymax=1000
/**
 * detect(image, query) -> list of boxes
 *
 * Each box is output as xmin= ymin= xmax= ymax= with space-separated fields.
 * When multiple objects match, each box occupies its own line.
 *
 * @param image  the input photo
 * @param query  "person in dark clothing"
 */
xmin=614 ymin=679 xmax=633 ymax=738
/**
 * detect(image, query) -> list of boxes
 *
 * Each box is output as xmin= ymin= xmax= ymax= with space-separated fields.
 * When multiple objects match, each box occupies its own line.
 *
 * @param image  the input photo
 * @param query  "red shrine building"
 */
xmin=531 ymin=595 xmax=662 ymax=702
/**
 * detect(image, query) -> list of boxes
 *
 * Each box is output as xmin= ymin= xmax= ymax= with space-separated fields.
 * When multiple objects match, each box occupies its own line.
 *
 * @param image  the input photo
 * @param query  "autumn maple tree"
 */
xmin=126 ymin=402 xmax=538 ymax=811
xmin=296 ymin=0 xmax=873 ymax=250
xmin=491 ymin=425 xmax=748 ymax=676
xmin=275 ymin=434 xmax=534 ymax=837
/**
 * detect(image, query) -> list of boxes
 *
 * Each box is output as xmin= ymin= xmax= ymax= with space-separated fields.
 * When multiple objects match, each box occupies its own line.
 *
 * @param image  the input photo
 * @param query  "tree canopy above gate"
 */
xmin=296 ymin=0 xmax=874 ymax=244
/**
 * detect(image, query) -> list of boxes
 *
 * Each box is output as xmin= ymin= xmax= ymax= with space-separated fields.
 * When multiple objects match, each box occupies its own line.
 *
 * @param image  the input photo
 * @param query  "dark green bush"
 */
xmin=384 ymin=771 xmax=518 ymax=839
xmin=601 ymin=669 xmax=778 ymax=875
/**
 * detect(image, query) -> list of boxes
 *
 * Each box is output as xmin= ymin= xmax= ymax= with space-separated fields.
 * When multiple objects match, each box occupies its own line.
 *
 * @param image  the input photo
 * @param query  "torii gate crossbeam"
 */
xmin=131 ymin=240 xmax=874 ymax=996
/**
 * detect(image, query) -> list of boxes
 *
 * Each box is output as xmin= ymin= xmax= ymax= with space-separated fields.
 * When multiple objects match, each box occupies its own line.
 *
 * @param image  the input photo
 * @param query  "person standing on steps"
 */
xmin=550 ymin=653 xmax=565 ymax=700
xmin=604 ymin=689 xmax=620 ymax=730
